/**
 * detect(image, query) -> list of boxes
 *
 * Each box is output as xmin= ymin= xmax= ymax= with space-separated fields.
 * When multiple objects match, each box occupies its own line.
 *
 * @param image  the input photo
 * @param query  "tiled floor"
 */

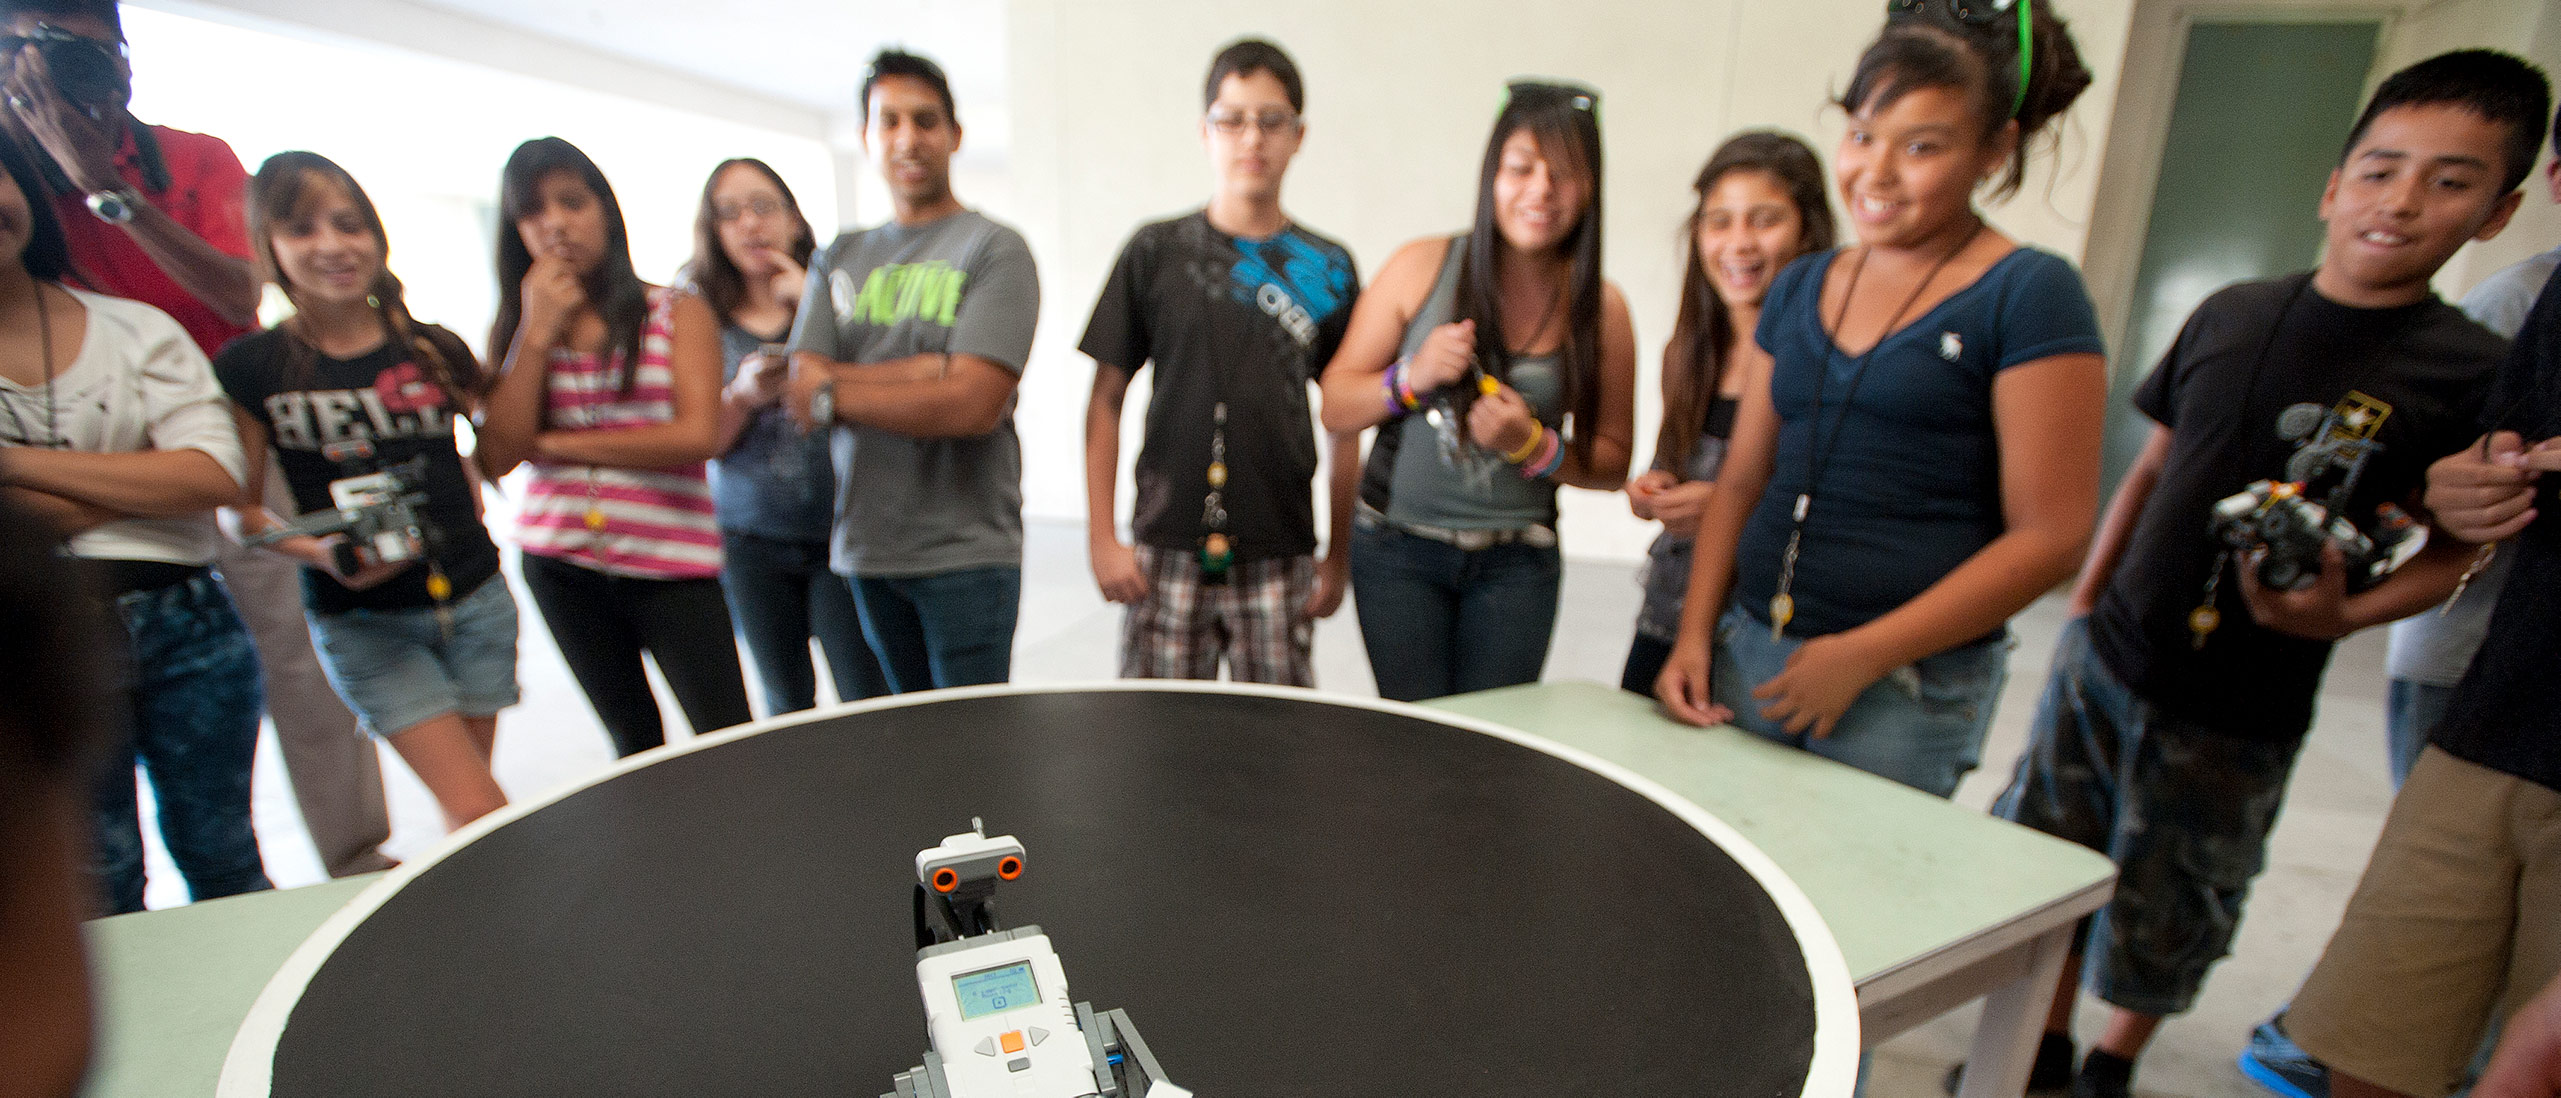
xmin=140 ymin=518 xmax=2400 ymax=1097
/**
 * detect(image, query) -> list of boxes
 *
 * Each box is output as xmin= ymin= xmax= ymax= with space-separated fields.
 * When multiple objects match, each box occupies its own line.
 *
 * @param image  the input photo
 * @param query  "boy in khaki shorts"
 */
xmin=2287 ymin=226 xmax=2561 ymax=1098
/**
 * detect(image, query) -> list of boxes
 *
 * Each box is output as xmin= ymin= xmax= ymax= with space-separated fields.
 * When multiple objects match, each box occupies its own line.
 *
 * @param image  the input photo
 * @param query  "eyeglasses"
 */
xmin=1504 ymin=80 xmax=1599 ymax=115
xmin=1884 ymin=0 xmax=2032 ymax=118
xmin=1206 ymin=108 xmax=1299 ymax=136
xmin=714 ymin=197 xmax=785 ymax=223
xmin=0 ymin=23 xmax=124 ymax=59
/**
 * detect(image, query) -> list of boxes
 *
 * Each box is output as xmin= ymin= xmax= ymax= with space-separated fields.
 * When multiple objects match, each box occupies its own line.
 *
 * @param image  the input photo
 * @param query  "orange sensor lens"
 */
xmin=997 ymin=857 xmax=1022 ymax=880
xmin=932 ymin=867 xmax=958 ymax=893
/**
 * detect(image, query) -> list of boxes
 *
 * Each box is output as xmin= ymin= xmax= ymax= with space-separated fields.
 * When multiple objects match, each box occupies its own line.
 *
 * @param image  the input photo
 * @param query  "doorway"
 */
xmin=2102 ymin=18 xmax=2383 ymax=485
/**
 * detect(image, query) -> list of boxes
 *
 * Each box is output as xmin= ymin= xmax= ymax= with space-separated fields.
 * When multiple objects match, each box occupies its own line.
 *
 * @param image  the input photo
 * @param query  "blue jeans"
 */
xmin=851 ymin=566 xmax=1020 ymax=692
xmin=1348 ymin=518 xmax=1561 ymax=703
xmin=2387 ymin=678 xmax=2457 ymax=790
xmin=91 ymin=571 xmax=273 ymax=914
xmin=722 ymin=531 xmax=888 ymax=712
xmin=1712 ymin=604 xmax=2011 ymax=799
xmin=306 ymin=575 xmax=521 ymax=738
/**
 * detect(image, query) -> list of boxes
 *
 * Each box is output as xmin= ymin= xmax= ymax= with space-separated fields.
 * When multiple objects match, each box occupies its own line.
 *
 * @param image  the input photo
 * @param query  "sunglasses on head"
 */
xmin=1504 ymin=80 xmax=1599 ymax=116
xmin=1885 ymin=0 xmax=2033 ymax=119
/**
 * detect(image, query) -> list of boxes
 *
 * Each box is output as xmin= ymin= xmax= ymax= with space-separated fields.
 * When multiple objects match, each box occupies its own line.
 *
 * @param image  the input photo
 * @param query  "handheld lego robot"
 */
xmin=885 ymin=822 xmax=1188 ymax=1098
xmin=242 ymin=455 xmax=433 ymax=576
xmin=2211 ymin=396 xmax=2427 ymax=592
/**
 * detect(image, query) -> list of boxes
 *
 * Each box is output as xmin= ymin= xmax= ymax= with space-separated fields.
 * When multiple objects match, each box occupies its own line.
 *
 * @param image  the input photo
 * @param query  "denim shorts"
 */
xmin=1711 ymin=603 xmax=2012 ymax=798
xmin=1991 ymin=616 xmax=2301 ymax=1016
xmin=306 ymin=575 xmax=522 ymax=738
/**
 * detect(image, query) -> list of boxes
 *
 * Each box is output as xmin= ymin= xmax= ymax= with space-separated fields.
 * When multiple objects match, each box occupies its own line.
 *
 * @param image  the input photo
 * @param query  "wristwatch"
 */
xmin=85 ymin=186 xmax=142 ymax=225
xmin=808 ymin=381 xmax=835 ymax=427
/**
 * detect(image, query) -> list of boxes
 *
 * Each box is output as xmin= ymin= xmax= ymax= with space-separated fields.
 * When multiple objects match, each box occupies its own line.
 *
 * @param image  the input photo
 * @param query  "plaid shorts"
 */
xmin=1122 ymin=544 xmax=1317 ymax=687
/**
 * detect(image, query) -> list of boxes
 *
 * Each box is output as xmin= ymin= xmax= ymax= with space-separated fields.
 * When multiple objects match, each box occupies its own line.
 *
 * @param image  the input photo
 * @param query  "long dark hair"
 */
xmin=248 ymin=151 xmax=478 ymax=401
xmin=0 ymin=131 xmax=71 ymax=282
xmin=680 ymin=158 xmax=815 ymax=328
xmin=490 ymin=137 xmax=649 ymax=398
xmin=1842 ymin=2 xmax=2092 ymax=202
xmin=1454 ymin=80 xmax=1605 ymax=467
xmin=1658 ymin=132 xmax=1834 ymax=472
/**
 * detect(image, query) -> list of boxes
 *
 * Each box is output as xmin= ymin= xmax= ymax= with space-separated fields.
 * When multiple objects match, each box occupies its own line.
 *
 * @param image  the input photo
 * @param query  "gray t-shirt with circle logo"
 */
xmin=787 ymin=210 xmax=1041 ymax=578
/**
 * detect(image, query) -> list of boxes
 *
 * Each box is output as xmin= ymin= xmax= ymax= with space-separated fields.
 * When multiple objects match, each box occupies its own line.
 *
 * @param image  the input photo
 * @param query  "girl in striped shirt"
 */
xmin=475 ymin=137 xmax=753 ymax=757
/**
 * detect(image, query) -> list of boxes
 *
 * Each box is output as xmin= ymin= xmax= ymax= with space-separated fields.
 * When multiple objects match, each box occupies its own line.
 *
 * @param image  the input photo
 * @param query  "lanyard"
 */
xmin=1769 ymin=222 xmax=1984 ymax=641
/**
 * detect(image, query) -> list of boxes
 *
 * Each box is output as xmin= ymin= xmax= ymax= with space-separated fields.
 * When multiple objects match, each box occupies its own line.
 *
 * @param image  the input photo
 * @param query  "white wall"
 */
xmin=1003 ymin=0 xmax=2133 ymax=562
xmin=119 ymin=4 xmax=840 ymax=358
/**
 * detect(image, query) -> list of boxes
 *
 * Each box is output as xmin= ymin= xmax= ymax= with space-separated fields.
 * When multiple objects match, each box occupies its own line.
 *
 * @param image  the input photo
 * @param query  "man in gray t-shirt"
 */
xmin=785 ymin=49 xmax=1040 ymax=692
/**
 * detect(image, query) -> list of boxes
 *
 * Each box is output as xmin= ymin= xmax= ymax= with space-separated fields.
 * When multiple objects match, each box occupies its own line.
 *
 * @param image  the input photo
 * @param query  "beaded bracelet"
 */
xmin=1381 ymin=357 xmax=1424 ymax=417
xmin=1500 ymin=420 xmax=1545 ymax=464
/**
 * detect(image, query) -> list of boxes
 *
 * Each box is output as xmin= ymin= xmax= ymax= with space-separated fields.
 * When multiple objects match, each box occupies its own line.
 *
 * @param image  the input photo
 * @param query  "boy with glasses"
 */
xmin=1080 ymin=38 xmax=1359 ymax=685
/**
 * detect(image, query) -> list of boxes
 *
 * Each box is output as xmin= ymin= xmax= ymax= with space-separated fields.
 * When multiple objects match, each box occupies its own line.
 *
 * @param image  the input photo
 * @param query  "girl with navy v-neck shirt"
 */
xmin=1654 ymin=1 xmax=2108 ymax=799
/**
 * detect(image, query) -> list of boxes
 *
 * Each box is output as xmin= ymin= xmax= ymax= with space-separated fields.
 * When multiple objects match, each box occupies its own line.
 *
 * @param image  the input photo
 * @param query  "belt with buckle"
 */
xmin=1357 ymin=502 xmax=1557 ymax=551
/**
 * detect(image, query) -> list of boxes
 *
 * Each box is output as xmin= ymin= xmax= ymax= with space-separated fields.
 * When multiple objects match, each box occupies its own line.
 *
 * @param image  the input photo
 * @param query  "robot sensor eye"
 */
xmin=997 ymin=857 xmax=1022 ymax=880
xmin=933 ymin=867 xmax=959 ymax=893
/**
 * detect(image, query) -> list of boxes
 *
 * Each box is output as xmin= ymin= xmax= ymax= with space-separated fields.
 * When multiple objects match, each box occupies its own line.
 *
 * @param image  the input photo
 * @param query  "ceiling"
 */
xmin=397 ymin=0 xmax=1006 ymax=116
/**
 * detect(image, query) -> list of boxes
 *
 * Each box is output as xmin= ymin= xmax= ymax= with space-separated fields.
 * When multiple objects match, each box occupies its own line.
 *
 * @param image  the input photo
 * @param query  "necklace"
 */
xmin=2184 ymin=274 xmax=2402 ymax=649
xmin=1200 ymin=400 xmax=1232 ymax=581
xmin=2 ymin=285 xmax=61 ymax=449
xmin=1768 ymin=220 xmax=1985 ymax=641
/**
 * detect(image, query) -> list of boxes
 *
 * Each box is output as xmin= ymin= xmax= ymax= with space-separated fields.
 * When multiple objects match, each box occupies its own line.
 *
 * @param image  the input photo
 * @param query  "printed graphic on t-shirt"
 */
xmin=832 ymin=261 xmax=968 ymax=329
xmin=1229 ymin=233 xmax=1352 ymax=349
xmin=262 ymin=362 xmax=456 ymax=453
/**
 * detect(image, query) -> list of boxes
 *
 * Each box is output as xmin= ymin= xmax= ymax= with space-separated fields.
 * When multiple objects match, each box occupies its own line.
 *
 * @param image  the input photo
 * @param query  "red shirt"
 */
xmin=53 ymin=123 xmax=253 ymax=357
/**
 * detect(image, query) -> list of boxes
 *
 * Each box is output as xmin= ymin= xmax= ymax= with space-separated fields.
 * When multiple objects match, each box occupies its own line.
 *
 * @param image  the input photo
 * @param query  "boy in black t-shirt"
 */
xmin=1080 ymin=39 xmax=1360 ymax=686
xmin=1972 ymin=51 xmax=2546 ymax=1098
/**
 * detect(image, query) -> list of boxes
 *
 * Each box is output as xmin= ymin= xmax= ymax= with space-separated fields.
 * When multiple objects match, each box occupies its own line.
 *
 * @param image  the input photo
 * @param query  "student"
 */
xmin=1654 ymin=0 xmax=2106 ymax=803
xmin=688 ymin=158 xmax=888 ymax=713
xmin=214 ymin=151 xmax=512 ymax=833
xmin=4 ymin=0 xmax=391 ymax=879
xmin=1981 ymin=50 xmax=2542 ymax=1098
xmin=1622 ymin=131 xmax=1835 ymax=695
xmin=783 ymin=50 xmax=1041 ymax=692
xmin=1315 ymin=80 xmax=1637 ymax=703
xmin=476 ymin=137 xmax=752 ymax=757
xmin=0 ymin=496 xmax=115 ymax=1098
xmin=0 ymin=130 xmax=267 ymax=914
xmin=2243 ymin=102 xmax=2561 ymax=1098
xmin=1081 ymin=38 xmax=1360 ymax=686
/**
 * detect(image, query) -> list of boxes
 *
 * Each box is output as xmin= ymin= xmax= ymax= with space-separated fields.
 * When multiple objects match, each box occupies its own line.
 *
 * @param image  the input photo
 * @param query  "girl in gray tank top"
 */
xmin=1315 ymin=82 xmax=1637 ymax=702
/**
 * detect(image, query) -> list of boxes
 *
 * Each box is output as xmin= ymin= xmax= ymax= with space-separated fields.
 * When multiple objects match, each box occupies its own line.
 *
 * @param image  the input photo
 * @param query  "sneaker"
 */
xmin=2074 ymin=1049 xmax=2135 ymax=1098
xmin=2236 ymin=1017 xmax=2330 ymax=1098
xmin=1943 ymin=1032 xmax=2077 ymax=1095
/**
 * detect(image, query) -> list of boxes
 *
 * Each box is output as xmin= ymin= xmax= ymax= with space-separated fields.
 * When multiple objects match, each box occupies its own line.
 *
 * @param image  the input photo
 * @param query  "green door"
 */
xmin=2105 ymin=20 xmax=2383 ymax=488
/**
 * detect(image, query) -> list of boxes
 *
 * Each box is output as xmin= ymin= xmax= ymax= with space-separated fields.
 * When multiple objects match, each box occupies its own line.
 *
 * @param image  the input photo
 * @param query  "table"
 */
xmin=1431 ymin=683 xmax=2117 ymax=1098
xmin=81 ymin=681 xmax=2110 ymax=1098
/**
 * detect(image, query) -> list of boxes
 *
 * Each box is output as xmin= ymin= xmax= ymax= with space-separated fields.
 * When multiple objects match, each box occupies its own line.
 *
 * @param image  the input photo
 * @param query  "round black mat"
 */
xmin=245 ymin=688 xmax=1829 ymax=1096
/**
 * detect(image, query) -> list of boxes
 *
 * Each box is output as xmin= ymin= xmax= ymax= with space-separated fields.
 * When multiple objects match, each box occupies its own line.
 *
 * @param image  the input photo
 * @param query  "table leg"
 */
xmin=1958 ymin=924 xmax=2072 ymax=1098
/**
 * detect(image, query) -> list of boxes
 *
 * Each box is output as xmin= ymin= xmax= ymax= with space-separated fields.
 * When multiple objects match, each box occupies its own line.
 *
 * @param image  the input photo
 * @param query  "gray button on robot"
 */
xmin=1028 ymin=1027 xmax=1048 ymax=1046
xmin=1007 ymin=1057 xmax=1031 ymax=1073
xmin=974 ymin=1037 xmax=996 ymax=1057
